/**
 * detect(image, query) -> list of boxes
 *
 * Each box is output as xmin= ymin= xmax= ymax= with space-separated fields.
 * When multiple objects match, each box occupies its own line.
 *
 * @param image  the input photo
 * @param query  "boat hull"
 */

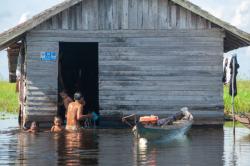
xmin=235 ymin=115 xmax=250 ymax=129
xmin=133 ymin=120 xmax=193 ymax=140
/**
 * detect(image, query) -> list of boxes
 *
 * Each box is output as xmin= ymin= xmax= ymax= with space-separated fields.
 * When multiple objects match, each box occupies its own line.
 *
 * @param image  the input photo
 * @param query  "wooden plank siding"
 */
xmin=36 ymin=0 xmax=212 ymax=31
xmin=25 ymin=28 xmax=224 ymax=124
xmin=24 ymin=0 xmax=225 ymax=124
xmin=25 ymin=35 xmax=58 ymax=119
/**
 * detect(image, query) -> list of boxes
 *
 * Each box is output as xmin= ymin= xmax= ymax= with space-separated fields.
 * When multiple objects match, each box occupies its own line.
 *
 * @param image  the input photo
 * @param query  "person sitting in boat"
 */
xmin=157 ymin=107 xmax=193 ymax=126
xmin=51 ymin=116 xmax=64 ymax=132
xmin=65 ymin=92 xmax=92 ymax=131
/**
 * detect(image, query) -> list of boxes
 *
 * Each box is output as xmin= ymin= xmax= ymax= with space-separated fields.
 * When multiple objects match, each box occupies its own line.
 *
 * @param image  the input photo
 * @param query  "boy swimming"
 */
xmin=27 ymin=121 xmax=39 ymax=133
xmin=51 ymin=116 xmax=64 ymax=132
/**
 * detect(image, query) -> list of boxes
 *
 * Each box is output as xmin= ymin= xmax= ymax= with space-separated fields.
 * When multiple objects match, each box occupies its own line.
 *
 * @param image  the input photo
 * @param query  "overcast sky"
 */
xmin=0 ymin=0 xmax=250 ymax=80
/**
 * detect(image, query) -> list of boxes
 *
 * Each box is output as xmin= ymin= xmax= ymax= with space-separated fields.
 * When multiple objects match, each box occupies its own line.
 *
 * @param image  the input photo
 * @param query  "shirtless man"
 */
xmin=65 ymin=92 xmax=91 ymax=131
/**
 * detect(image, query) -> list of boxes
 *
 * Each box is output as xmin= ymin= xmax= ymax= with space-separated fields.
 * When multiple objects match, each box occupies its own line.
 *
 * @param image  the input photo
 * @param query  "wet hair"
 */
xmin=74 ymin=92 xmax=82 ymax=101
xmin=31 ymin=121 xmax=39 ymax=128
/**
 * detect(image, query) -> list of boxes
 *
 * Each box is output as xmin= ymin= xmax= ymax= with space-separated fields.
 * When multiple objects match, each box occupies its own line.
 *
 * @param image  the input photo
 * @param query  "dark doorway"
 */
xmin=58 ymin=42 xmax=99 ymax=120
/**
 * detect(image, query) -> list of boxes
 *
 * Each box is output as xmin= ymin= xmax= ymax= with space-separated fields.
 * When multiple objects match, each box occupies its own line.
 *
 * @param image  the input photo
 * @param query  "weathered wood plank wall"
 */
xmin=26 ymin=29 xmax=224 ymax=123
xmin=35 ymin=0 xmax=211 ymax=31
xmin=25 ymin=38 xmax=58 ymax=121
xmin=26 ymin=0 xmax=224 ymax=124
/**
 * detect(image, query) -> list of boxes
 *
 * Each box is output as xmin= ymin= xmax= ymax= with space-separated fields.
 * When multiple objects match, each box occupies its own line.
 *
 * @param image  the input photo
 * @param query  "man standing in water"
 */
xmin=65 ymin=92 xmax=91 ymax=131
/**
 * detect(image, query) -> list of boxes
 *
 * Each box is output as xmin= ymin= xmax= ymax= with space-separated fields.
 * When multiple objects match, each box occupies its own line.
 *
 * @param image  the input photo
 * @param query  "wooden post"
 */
xmin=231 ymin=54 xmax=236 ymax=135
xmin=7 ymin=43 xmax=21 ymax=83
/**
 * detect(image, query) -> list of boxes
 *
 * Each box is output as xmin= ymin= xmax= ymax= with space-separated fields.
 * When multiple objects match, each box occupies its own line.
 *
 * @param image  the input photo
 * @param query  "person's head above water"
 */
xmin=30 ymin=121 xmax=39 ymax=130
xmin=74 ymin=92 xmax=82 ymax=101
xmin=54 ymin=116 xmax=62 ymax=126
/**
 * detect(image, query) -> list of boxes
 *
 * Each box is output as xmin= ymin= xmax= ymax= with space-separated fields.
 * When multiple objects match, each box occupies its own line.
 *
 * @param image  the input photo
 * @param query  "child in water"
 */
xmin=51 ymin=116 xmax=64 ymax=132
xmin=27 ymin=121 xmax=39 ymax=133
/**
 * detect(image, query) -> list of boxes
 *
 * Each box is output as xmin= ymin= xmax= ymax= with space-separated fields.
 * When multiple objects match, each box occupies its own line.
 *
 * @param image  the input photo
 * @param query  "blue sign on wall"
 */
xmin=40 ymin=52 xmax=57 ymax=61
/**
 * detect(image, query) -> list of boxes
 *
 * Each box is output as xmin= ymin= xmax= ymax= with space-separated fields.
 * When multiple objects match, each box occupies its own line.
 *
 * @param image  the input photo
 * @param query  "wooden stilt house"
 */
xmin=0 ymin=0 xmax=250 ymax=126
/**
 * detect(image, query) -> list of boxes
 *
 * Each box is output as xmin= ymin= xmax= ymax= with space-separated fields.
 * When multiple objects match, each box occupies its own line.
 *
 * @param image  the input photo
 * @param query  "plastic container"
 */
xmin=139 ymin=115 xmax=159 ymax=124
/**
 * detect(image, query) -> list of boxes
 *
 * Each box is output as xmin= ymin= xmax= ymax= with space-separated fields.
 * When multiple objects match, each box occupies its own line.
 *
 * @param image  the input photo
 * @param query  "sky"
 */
xmin=0 ymin=0 xmax=250 ymax=80
xmin=0 ymin=0 xmax=64 ymax=80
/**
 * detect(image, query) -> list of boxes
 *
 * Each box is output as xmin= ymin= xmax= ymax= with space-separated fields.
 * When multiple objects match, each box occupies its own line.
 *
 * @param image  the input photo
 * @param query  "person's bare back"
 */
xmin=65 ymin=92 xmax=89 ymax=131
xmin=66 ymin=102 xmax=83 ymax=130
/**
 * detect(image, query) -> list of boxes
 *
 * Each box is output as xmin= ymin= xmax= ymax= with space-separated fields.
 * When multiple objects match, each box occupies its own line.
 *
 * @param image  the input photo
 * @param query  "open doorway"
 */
xmin=58 ymin=42 xmax=99 ymax=121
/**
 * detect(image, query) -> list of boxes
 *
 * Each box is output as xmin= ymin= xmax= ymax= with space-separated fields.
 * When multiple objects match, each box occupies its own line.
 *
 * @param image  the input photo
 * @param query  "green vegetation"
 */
xmin=0 ymin=80 xmax=249 ymax=115
xmin=0 ymin=81 xmax=19 ymax=113
xmin=224 ymin=80 xmax=250 ymax=114
xmin=224 ymin=121 xmax=246 ymax=128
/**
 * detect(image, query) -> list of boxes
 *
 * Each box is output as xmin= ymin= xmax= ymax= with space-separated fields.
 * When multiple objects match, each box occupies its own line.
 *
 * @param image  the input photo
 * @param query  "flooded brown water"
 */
xmin=0 ymin=116 xmax=250 ymax=166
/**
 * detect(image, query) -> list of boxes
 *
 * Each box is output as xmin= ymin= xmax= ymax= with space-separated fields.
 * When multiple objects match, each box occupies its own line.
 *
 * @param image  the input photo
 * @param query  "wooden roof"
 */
xmin=172 ymin=0 xmax=250 ymax=52
xmin=0 ymin=0 xmax=249 ymax=52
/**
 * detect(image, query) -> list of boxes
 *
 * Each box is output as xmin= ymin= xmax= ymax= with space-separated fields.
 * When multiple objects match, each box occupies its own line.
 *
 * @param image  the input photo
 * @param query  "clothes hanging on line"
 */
xmin=229 ymin=56 xmax=240 ymax=97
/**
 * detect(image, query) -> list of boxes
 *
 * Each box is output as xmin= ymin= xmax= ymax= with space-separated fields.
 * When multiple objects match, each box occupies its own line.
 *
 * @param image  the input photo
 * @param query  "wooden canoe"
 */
xmin=235 ymin=114 xmax=250 ymax=129
xmin=133 ymin=111 xmax=193 ymax=140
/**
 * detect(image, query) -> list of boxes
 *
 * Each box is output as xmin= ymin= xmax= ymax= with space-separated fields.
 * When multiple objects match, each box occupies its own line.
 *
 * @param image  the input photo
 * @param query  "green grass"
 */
xmin=0 ymin=81 xmax=19 ymax=113
xmin=224 ymin=80 xmax=250 ymax=114
xmin=0 ymin=80 xmax=250 ymax=115
xmin=224 ymin=121 xmax=246 ymax=128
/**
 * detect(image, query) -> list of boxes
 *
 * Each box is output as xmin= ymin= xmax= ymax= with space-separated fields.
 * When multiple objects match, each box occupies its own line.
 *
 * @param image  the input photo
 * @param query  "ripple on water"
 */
xmin=0 ymin=117 xmax=250 ymax=166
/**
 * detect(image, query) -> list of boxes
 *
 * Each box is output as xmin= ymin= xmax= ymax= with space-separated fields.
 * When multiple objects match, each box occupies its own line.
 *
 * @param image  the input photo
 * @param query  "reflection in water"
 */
xmin=224 ymin=124 xmax=250 ymax=166
xmin=0 ymin=117 xmax=250 ymax=166
xmin=134 ymin=127 xmax=224 ymax=166
xmin=56 ymin=131 xmax=98 ymax=166
xmin=16 ymin=130 xmax=99 ymax=166
xmin=17 ymin=132 xmax=59 ymax=165
xmin=97 ymin=129 xmax=134 ymax=165
xmin=136 ymin=138 xmax=157 ymax=166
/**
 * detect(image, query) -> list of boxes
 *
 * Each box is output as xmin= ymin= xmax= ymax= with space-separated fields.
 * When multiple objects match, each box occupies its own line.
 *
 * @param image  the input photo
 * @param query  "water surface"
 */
xmin=0 ymin=116 xmax=250 ymax=166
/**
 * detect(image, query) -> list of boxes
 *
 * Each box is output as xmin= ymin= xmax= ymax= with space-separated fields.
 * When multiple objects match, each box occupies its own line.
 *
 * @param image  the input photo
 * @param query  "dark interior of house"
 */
xmin=58 ymin=42 xmax=99 ymax=120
